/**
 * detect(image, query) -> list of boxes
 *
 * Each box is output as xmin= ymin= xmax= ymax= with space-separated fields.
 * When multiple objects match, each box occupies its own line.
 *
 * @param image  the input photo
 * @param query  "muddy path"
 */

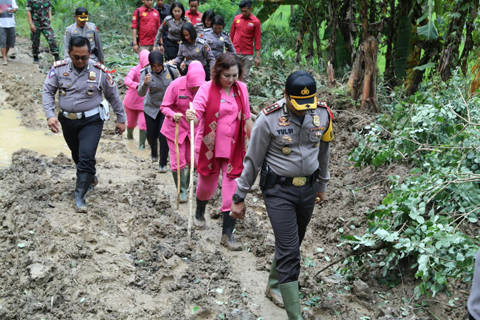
xmin=0 ymin=39 xmax=471 ymax=320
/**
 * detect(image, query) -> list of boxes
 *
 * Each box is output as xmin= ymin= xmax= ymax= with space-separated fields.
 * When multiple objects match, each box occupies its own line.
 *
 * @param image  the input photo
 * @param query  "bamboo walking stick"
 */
xmin=175 ymin=122 xmax=180 ymax=209
xmin=188 ymin=102 xmax=195 ymax=247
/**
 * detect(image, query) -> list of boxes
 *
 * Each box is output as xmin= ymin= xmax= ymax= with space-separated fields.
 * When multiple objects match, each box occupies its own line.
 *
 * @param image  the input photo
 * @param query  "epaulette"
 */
xmin=222 ymin=30 xmax=230 ymax=37
xmin=317 ymin=101 xmax=333 ymax=120
xmin=140 ymin=66 xmax=149 ymax=74
xmin=197 ymin=37 xmax=206 ymax=44
xmin=203 ymin=28 xmax=213 ymax=33
xmin=53 ymin=60 xmax=67 ymax=68
xmin=165 ymin=15 xmax=173 ymax=21
xmin=182 ymin=16 xmax=189 ymax=21
xmin=95 ymin=62 xmax=108 ymax=73
xmin=167 ymin=64 xmax=178 ymax=70
xmin=263 ymin=103 xmax=282 ymax=115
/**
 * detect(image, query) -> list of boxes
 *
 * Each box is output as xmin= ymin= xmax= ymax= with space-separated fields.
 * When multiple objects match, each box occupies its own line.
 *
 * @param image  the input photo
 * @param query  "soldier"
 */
xmin=43 ymin=36 xmax=126 ymax=213
xmin=168 ymin=22 xmax=214 ymax=80
xmin=154 ymin=2 xmax=190 ymax=60
xmin=26 ymin=0 xmax=59 ymax=63
xmin=200 ymin=15 xmax=235 ymax=60
xmin=230 ymin=71 xmax=334 ymax=319
xmin=64 ymin=7 xmax=104 ymax=64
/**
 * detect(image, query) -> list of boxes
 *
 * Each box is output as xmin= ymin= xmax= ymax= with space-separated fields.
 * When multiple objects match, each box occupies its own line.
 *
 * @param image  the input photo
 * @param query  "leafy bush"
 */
xmin=343 ymin=71 xmax=480 ymax=298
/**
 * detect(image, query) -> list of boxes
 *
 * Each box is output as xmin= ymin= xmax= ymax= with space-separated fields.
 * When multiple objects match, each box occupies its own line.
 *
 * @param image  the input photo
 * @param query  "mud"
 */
xmin=0 ymin=39 xmax=471 ymax=320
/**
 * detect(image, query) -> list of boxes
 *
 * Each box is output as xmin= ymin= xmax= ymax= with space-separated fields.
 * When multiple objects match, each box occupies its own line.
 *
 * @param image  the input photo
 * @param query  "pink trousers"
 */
xmin=125 ymin=107 xmax=147 ymax=131
xmin=196 ymin=158 xmax=236 ymax=212
xmin=166 ymin=137 xmax=191 ymax=171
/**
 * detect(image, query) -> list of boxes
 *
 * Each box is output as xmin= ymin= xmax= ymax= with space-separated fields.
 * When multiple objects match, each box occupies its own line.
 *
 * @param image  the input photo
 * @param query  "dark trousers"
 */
xmin=165 ymin=38 xmax=179 ymax=61
xmin=144 ymin=111 xmax=169 ymax=166
xmin=58 ymin=112 xmax=104 ymax=174
xmin=263 ymin=182 xmax=316 ymax=284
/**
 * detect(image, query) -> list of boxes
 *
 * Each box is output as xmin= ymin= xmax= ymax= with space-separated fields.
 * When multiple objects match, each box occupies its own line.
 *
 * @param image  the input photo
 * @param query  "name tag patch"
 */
xmin=179 ymin=95 xmax=188 ymax=99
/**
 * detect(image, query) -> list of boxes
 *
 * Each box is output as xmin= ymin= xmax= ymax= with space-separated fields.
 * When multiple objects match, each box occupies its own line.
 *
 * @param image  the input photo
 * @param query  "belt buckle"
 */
xmin=292 ymin=177 xmax=306 ymax=187
xmin=68 ymin=112 xmax=78 ymax=120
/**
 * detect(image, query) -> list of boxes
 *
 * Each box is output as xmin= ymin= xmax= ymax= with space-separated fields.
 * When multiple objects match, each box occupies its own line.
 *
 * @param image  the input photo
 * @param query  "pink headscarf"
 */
xmin=186 ymin=61 xmax=206 ymax=88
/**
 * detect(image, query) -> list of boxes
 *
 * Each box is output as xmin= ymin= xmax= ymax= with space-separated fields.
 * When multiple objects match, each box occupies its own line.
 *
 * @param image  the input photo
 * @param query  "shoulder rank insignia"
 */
xmin=317 ymin=101 xmax=334 ymax=120
xmin=197 ymin=38 xmax=206 ymax=44
xmin=263 ymin=103 xmax=282 ymax=115
xmin=53 ymin=60 xmax=67 ymax=68
xmin=95 ymin=62 xmax=108 ymax=73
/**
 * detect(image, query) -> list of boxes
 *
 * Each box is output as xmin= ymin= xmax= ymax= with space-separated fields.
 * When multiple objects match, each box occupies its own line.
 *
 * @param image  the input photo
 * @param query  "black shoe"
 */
xmin=33 ymin=56 xmax=39 ymax=64
xmin=194 ymin=198 xmax=208 ymax=228
xmin=74 ymin=172 xmax=94 ymax=213
xmin=221 ymin=211 xmax=242 ymax=251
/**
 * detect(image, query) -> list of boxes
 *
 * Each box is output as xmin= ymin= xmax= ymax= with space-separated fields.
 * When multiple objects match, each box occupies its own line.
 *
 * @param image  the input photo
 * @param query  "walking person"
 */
xmin=154 ymin=0 xmax=170 ymax=24
xmin=230 ymin=0 xmax=261 ymax=83
xmin=201 ymin=15 xmax=235 ymax=59
xmin=185 ymin=53 xmax=253 ymax=250
xmin=64 ymin=7 xmax=104 ymax=64
xmin=185 ymin=0 xmax=202 ymax=33
xmin=154 ymin=2 xmax=190 ymax=60
xmin=43 ymin=36 xmax=126 ymax=213
xmin=230 ymin=71 xmax=334 ymax=319
xmin=138 ymin=50 xmax=179 ymax=172
xmin=201 ymin=9 xmax=215 ymax=30
xmin=161 ymin=61 xmax=205 ymax=202
xmin=132 ymin=0 xmax=160 ymax=53
xmin=26 ymin=0 xmax=59 ymax=63
xmin=0 ymin=0 xmax=17 ymax=65
xmin=123 ymin=50 xmax=149 ymax=150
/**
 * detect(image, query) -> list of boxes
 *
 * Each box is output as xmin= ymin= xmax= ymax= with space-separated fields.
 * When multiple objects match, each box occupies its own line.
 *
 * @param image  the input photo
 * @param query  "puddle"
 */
xmin=0 ymin=109 xmax=69 ymax=167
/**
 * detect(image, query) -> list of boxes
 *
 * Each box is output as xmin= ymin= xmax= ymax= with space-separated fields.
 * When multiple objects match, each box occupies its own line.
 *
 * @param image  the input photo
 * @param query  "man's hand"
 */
xmin=115 ymin=122 xmax=126 ymax=134
xmin=230 ymin=202 xmax=246 ymax=219
xmin=254 ymin=57 xmax=261 ymax=68
xmin=173 ymin=113 xmax=183 ymax=122
xmin=30 ymin=24 xmax=36 ymax=33
xmin=315 ymin=192 xmax=325 ymax=204
xmin=144 ymin=73 xmax=152 ymax=85
xmin=47 ymin=117 xmax=60 ymax=133
xmin=132 ymin=44 xmax=139 ymax=53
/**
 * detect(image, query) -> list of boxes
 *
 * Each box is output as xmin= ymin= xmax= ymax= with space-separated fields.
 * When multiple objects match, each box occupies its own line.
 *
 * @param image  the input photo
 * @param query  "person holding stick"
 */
xmin=186 ymin=53 xmax=253 ymax=251
xmin=161 ymin=60 xmax=205 ymax=203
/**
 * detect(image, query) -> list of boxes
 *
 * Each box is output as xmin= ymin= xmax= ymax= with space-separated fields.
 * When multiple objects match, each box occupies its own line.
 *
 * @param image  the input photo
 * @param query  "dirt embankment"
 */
xmin=0 ymin=39 xmax=471 ymax=320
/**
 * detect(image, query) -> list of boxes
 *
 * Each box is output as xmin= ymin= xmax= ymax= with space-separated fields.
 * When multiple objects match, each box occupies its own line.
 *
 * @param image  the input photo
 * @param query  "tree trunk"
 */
xmin=459 ymin=0 xmax=479 ymax=75
xmin=384 ymin=0 xmax=396 ymax=88
xmin=328 ymin=0 xmax=339 ymax=66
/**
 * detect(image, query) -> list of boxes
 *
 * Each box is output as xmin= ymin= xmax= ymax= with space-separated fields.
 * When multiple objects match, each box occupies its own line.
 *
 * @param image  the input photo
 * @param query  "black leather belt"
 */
xmin=275 ymin=174 xmax=315 ymax=187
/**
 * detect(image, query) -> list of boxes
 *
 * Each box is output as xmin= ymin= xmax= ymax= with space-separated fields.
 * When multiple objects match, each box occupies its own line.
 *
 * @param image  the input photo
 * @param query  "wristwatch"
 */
xmin=232 ymin=194 xmax=244 ymax=204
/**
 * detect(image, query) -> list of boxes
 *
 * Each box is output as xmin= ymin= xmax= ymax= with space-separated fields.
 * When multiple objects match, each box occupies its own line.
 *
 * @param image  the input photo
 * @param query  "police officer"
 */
xmin=231 ymin=71 xmax=333 ymax=319
xmin=64 ymin=7 xmax=104 ymax=64
xmin=26 ymin=0 xmax=59 ymax=63
xmin=200 ymin=15 xmax=235 ymax=59
xmin=43 ymin=36 xmax=126 ymax=213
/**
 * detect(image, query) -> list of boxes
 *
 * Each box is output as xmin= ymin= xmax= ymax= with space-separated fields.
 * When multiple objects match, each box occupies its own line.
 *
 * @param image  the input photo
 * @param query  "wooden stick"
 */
xmin=175 ymin=122 xmax=180 ymax=210
xmin=188 ymin=102 xmax=195 ymax=247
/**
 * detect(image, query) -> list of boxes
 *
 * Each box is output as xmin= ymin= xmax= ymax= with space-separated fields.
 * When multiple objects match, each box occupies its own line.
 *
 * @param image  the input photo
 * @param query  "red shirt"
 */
xmin=230 ymin=14 xmax=261 ymax=55
xmin=185 ymin=10 xmax=203 ymax=25
xmin=131 ymin=6 xmax=160 ymax=46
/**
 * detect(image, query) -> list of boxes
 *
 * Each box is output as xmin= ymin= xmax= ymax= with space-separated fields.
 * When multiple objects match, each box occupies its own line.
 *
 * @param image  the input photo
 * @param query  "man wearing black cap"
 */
xmin=64 ymin=7 xmax=104 ymax=64
xmin=230 ymin=71 xmax=334 ymax=319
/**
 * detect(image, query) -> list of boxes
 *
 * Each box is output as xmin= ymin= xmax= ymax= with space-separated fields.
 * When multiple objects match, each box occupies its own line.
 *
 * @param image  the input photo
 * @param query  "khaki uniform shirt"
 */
xmin=200 ymin=28 xmax=236 ymax=59
xmin=43 ymin=59 xmax=126 ymax=123
xmin=235 ymin=98 xmax=333 ymax=198
xmin=173 ymin=37 xmax=215 ymax=67
xmin=155 ymin=15 xmax=190 ymax=45
xmin=64 ymin=22 xmax=104 ymax=62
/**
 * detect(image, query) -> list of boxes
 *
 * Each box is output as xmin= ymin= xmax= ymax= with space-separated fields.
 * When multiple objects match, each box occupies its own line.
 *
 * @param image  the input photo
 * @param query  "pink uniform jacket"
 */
xmin=123 ymin=50 xmax=149 ymax=110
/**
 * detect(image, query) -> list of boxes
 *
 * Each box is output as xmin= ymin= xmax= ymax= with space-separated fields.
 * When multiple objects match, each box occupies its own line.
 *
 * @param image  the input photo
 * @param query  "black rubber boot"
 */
xmin=33 ymin=55 xmax=39 ymax=64
xmin=74 ymin=172 xmax=94 ymax=213
xmin=221 ymin=211 xmax=242 ymax=251
xmin=194 ymin=198 xmax=208 ymax=229
xmin=87 ymin=175 xmax=98 ymax=193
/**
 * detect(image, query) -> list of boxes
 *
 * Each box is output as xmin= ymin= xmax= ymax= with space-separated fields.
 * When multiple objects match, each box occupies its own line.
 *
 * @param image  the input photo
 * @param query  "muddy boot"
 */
xmin=127 ymin=127 xmax=134 ymax=140
xmin=221 ymin=211 xmax=242 ymax=251
xmin=194 ymin=198 xmax=208 ymax=229
xmin=179 ymin=168 xmax=188 ymax=203
xmin=279 ymin=281 xmax=302 ymax=320
xmin=87 ymin=175 xmax=98 ymax=193
xmin=139 ymin=130 xmax=147 ymax=150
xmin=210 ymin=210 xmax=221 ymax=219
xmin=265 ymin=258 xmax=284 ymax=308
xmin=33 ymin=55 xmax=39 ymax=64
xmin=74 ymin=172 xmax=94 ymax=213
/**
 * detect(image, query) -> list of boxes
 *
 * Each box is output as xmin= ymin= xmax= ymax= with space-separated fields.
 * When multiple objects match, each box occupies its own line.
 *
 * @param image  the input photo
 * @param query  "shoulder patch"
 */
xmin=95 ymin=62 xmax=109 ymax=73
xmin=53 ymin=60 xmax=67 ymax=68
xmin=222 ymin=31 xmax=230 ymax=37
xmin=263 ymin=103 xmax=282 ymax=115
xmin=317 ymin=101 xmax=333 ymax=120
xmin=196 ymin=37 xmax=206 ymax=44
xmin=165 ymin=15 xmax=173 ymax=21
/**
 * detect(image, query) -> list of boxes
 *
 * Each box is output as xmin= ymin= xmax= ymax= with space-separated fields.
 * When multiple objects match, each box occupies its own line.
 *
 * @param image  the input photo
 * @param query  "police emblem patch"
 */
xmin=195 ymin=48 xmax=200 ymax=53
xmin=88 ymin=71 xmax=96 ymax=80
xmin=313 ymin=114 xmax=320 ymax=127
xmin=106 ymin=74 xmax=113 ymax=85
xmin=166 ymin=73 xmax=171 ymax=80
xmin=220 ymin=37 xmax=224 ymax=41
xmin=48 ymin=68 xmax=55 ymax=78
xmin=278 ymin=116 xmax=290 ymax=127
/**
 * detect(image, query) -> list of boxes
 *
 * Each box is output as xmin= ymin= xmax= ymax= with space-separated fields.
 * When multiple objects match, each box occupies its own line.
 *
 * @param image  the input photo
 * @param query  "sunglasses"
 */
xmin=72 ymin=55 xmax=89 ymax=61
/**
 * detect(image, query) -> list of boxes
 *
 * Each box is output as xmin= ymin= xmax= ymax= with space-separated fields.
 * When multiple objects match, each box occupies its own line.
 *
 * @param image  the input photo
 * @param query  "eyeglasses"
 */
xmin=72 ymin=55 xmax=89 ymax=61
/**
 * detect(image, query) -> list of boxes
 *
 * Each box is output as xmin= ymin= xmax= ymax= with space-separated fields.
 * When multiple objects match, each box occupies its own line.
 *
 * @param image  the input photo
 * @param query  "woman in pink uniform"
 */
xmin=186 ymin=53 xmax=253 ymax=251
xmin=161 ymin=60 xmax=205 ymax=203
xmin=123 ymin=50 xmax=149 ymax=149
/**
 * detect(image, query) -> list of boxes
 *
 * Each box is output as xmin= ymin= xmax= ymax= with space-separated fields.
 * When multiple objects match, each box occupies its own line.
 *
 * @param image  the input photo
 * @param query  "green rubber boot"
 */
xmin=139 ymin=130 xmax=147 ymax=150
xmin=127 ymin=127 xmax=134 ymax=140
xmin=265 ymin=258 xmax=284 ymax=308
xmin=279 ymin=281 xmax=302 ymax=320
xmin=179 ymin=168 xmax=188 ymax=203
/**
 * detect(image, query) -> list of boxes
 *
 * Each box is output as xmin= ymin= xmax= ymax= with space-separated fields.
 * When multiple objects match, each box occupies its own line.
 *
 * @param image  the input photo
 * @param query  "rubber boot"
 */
xmin=33 ymin=55 xmax=39 ymax=64
xmin=210 ymin=210 xmax=221 ymax=219
xmin=74 ymin=172 xmax=94 ymax=213
xmin=179 ymin=169 xmax=188 ymax=203
xmin=194 ymin=198 xmax=208 ymax=228
xmin=127 ymin=127 xmax=134 ymax=140
xmin=221 ymin=211 xmax=242 ymax=251
xmin=139 ymin=130 xmax=147 ymax=150
xmin=87 ymin=175 xmax=98 ymax=193
xmin=265 ymin=258 xmax=284 ymax=308
xmin=54 ymin=53 xmax=60 ymax=61
xmin=279 ymin=281 xmax=303 ymax=320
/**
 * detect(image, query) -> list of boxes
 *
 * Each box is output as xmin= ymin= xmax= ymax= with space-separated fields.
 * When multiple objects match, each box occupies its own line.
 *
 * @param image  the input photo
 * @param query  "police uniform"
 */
xmin=155 ymin=15 xmax=190 ymax=60
xmin=233 ymin=71 xmax=333 ymax=319
xmin=137 ymin=64 xmax=178 ymax=168
xmin=64 ymin=22 xmax=104 ymax=62
xmin=26 ymin=0 xmax=59 ymax=59
xmin=200 ymin=28 xmax=236 ymax=59
xmin=173 ymin=37 xmax=215 ymax=79
xmin=43 ymin=58 xmax=126 ymax=211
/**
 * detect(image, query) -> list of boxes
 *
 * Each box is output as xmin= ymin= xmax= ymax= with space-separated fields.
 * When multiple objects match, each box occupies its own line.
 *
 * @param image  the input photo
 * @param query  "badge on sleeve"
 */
xmin=88 ymin=71 xmax=96 ymax=80
xmin=106 ymin=74 xmax=113 ymax=85
xmin=313 ymin=114 xmax=320 ymax=127
xmin=166 ymin=73 xmax=171 ymax=80
xmin=48 ymin=68 xmax=55 ymax=78
xmin=278 ymin=116 xmax=290 ymax=127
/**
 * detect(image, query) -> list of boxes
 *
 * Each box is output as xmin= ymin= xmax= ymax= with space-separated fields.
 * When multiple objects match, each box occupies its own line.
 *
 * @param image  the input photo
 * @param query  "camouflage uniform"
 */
xmin=26 ymin=0 xmax=59 ymax=56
